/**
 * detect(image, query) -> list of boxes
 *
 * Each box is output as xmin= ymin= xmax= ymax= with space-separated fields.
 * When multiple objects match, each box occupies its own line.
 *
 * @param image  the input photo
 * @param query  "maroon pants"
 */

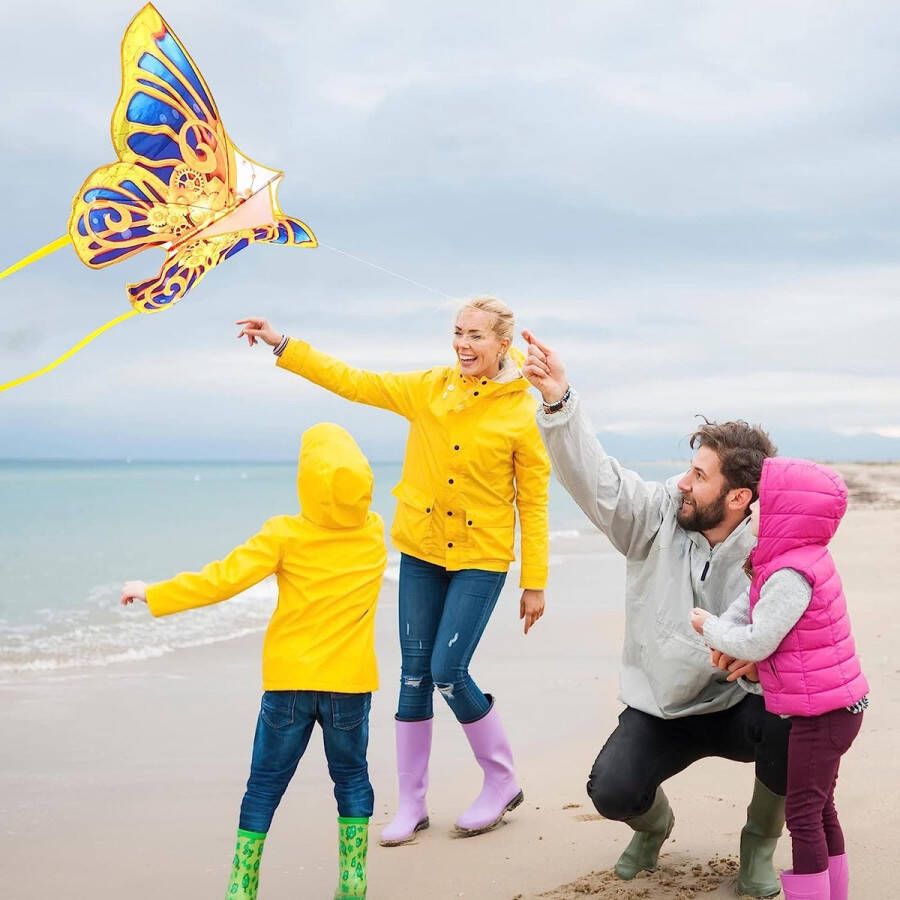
xmin=785 ymin=707 xmax=863 ymax=874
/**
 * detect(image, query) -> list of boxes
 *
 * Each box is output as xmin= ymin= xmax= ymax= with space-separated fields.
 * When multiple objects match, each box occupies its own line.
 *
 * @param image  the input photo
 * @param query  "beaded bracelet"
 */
xmin=542 ymin=386 xmax=571 ymax=413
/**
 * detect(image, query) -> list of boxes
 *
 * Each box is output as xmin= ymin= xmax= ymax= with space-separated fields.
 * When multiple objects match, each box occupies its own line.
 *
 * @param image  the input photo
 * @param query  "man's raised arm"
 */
xmin=522 ymin=331 xmax=668 ymax=559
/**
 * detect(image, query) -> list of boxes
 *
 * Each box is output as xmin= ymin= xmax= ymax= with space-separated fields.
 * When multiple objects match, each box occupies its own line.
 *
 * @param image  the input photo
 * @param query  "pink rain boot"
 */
xmin=780 ymin=868 xmax=831 ymax=899
xmin=379 ymin=718 xmax=432 ymax=846
xmin=455 ymin=696 xmax=524 ymax=836
xmin=828 ymin=853 xmax=849 ymax=900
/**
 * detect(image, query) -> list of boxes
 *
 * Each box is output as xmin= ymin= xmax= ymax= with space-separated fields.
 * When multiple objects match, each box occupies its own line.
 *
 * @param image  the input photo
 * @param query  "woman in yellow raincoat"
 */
xmin=237 ymin=297 xmax=550 ymax=844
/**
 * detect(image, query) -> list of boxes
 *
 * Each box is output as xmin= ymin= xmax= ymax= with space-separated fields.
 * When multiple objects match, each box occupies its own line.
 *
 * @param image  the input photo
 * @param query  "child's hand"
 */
xmin=121 ymin=580 xmax=148 ymax=606
xmin=236 ymin=317 xmax=282 ymax=348
xmin=710 ymin=649 xmax=759 ymax=682
xmin=690 ymin=607 xmax=710 ymax=634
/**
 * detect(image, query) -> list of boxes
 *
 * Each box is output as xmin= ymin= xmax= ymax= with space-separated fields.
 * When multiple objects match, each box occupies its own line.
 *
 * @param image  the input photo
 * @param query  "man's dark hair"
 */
xmin=689 ymin=418 xmax=777 ymax=501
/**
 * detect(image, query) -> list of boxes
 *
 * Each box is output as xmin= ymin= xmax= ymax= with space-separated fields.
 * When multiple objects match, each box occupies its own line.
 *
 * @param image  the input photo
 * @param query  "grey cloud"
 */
xmin=2 ymin=1 xmax=899 ymax=459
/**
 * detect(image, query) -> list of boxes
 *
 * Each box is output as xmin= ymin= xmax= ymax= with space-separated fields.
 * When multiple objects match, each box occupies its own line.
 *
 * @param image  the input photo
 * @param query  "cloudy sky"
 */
xmin=2 ymin=1 xmax=899 ymax=461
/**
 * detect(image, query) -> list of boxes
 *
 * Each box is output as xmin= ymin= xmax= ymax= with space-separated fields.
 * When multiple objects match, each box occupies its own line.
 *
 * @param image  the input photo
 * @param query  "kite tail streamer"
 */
xmin=0 ymin=235 xmax=71 ymax=282
xmin=0 ymin=309 xmax=139 ymax=393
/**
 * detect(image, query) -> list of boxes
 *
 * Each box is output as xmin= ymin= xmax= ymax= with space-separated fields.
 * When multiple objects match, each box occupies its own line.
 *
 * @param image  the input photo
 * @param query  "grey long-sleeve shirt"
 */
xmin=702 ymin=569 xmax=813 ymax=661
xmin=537 ymin=389 xmax=758 ymax=719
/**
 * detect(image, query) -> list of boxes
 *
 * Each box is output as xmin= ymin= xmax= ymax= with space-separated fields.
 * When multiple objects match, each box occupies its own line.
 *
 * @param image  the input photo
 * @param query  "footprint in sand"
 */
xmin=538 ymin=854 xmax=742 ymax=898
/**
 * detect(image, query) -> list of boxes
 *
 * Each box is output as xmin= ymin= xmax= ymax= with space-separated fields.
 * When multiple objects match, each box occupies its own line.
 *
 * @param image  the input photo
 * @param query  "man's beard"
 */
xmin=676 ymin=488 xmax=729 ymax=532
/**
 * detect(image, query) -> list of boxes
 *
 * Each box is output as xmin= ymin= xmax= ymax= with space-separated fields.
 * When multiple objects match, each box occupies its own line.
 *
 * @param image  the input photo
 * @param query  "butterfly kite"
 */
xmin=0 ymin=3 xmax=316 ymax=392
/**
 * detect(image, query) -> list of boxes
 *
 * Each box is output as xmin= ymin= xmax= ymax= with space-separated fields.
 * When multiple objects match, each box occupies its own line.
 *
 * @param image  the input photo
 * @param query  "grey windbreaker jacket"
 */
xmin=537 ymin=391 xmax=757 ymax=719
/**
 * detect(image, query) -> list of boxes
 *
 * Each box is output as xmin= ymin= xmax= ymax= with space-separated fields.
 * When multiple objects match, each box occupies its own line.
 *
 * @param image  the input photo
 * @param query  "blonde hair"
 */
xmin=457 ymin=296 xmax=515 ymax=347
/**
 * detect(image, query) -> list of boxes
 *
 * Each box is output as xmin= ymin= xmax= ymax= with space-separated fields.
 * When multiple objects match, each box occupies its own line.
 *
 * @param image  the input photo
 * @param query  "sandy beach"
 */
xmin=2 ymin=465 xmax=897 ymax=899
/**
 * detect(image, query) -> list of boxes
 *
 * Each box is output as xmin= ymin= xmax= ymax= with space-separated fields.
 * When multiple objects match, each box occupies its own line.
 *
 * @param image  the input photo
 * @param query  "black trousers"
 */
xmin=587 ymin=694 xmax=791 ymax=821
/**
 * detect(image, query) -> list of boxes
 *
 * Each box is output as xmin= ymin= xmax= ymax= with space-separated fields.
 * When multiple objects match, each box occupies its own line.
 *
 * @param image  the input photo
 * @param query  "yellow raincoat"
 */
xmin=146 ymin=423 xmax=387 ymax=692
xmin=277 ymin=340 xmax=550 ymax=589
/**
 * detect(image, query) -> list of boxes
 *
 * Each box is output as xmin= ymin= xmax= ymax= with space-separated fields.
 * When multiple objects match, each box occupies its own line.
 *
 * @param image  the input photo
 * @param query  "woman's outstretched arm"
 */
xmin=237 ymin=317 xmax=426 ymax=419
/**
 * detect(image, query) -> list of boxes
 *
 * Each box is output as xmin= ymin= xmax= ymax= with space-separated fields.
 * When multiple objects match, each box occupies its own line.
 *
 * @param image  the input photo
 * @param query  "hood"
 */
xmin=752 ymin=457 xmax=847 ymax=569
xmin=492 ymin=346 xmax=526 ymax=384
xmin=298 ymin=423 xmax=373 ymax=529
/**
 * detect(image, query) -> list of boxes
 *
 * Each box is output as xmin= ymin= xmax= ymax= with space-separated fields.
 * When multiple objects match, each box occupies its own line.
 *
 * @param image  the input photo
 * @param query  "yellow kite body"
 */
xmin=68 ymin=3 xmax=315 ymax=313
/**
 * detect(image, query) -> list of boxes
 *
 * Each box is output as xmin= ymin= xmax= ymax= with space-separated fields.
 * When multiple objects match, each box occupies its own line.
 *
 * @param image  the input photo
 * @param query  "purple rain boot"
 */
xmin=454 ymin=696 xmax=524 ymax=836
xmin=780 ymin=868 xmax=831 ymax=899
xmin=379 ymin=718 xmax=433 ymax=846
xmin=828 ymin=853 xmax=849 ymax=900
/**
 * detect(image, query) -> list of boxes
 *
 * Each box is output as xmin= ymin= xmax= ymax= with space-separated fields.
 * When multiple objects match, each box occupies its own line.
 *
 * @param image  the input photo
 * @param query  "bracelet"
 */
xmin=542 ymin=386 xmax=571 ymax=413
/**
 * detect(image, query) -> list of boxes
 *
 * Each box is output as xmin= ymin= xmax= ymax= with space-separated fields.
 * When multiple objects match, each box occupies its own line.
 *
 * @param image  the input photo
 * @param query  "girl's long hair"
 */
xmin=743 ymin=554 xmax=755 ymax=580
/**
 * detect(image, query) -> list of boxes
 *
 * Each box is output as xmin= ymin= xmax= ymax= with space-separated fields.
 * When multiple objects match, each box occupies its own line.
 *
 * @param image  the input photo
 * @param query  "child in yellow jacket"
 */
xmin=121 ymin=423 xmax=387 ymax=900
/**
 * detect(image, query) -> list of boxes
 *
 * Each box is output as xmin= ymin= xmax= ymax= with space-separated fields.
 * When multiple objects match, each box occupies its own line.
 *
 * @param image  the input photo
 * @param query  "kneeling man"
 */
xmin=523 ymin=332 xmax=788 ymax=899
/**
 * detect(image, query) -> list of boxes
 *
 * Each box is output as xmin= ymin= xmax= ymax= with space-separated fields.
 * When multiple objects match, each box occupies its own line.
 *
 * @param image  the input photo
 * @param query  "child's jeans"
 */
xmin=785 ymin=707 xmax=864 ymax=873
xmin=238 ymin=690 xmax=373 ymax=833
xmin=396 ymin=553 xmax=507 ymax=724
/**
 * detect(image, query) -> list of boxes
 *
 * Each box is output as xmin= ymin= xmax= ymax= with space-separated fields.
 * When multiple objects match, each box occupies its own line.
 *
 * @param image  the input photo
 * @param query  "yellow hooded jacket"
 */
xmin=277 ymin=340 xmax=550 ymax=589
xmin=146 ymin=423 xmax=387 ymax=692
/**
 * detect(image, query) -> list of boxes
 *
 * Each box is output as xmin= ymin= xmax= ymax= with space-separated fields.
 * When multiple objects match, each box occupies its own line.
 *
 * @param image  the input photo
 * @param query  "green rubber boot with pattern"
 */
xmin=335 ymin=816 xmax=369 ymax=899
xmin=226 ymin=828 xmax=265 ymax=900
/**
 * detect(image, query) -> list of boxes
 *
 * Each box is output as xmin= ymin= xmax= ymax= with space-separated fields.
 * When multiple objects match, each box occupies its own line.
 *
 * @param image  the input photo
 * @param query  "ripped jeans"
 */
xmin=396 ymin=553 xmax=507 ymax=724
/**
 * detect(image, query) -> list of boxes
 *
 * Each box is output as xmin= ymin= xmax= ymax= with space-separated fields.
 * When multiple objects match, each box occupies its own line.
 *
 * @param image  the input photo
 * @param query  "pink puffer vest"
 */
xmin=749 ymin=457 xmax=868 ymax=717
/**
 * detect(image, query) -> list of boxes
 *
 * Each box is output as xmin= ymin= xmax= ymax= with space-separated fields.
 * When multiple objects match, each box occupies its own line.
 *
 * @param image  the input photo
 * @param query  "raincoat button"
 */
xmin=454 ymin=444 xmax=460 ymax=450
xmin=481 ymin=380 xmax=487 ymax=385
xmin=447 ymin=511 xmax=453 ymax=516
xmin=425 ymin=507 xmax=431 ymax=513
xmin=473 ymin=391 xmax=479 ymax=396
xmin=467 ymin=520 xmax=473 ymax=526
xmin=447 ymin=542 xmax=453 ymax=548
xmin=448 ymin=478 xmax=454 ymax=484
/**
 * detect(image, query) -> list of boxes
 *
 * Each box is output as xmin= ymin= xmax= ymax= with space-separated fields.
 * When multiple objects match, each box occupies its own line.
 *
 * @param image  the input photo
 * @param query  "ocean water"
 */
xmin=0 ymin=459 xmax=680 ymax=675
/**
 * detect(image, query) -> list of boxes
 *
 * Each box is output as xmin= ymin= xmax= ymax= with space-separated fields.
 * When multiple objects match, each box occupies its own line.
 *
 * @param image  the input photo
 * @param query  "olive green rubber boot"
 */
xmin=614 ymin=788 xmax=675 ymax=880
xmin=737 ymin=778 xmax=785 ymax=898
xmin=225 ymin=828 xmax=265 ymax=899
xmin=335 ymin=816 xmax=369 ymax=899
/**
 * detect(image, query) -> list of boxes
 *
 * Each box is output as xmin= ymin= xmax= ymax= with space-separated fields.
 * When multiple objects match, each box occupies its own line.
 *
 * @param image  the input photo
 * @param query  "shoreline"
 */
xmin=3 ymin=459 xmax=890 ymax=680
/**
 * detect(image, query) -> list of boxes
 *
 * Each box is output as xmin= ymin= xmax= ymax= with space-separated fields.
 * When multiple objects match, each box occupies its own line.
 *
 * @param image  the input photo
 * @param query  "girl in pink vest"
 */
xmin=690 ymin=457 xmax=868 ymax=900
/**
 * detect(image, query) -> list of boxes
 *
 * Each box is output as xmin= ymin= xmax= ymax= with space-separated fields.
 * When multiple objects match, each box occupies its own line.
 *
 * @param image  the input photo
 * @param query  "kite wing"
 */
xmin=1 ymin=3 xmax=316 ymax=391
xmin=128 ymin=216 xmax=315 ymax=312
xmin=68 ymin=4 xmax=234 ymax=272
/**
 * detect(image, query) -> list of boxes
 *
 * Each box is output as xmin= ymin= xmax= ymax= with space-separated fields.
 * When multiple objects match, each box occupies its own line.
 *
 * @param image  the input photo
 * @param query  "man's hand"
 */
xmin=521 ymin=330 xmax=568 ymax=405
xmin=236 ymin=317 xmax=282 ymax=348
xmin=690 ymin=607 xmax=710 ymax=634
xmin=520 ymin=589 xmax=545 ymax=634
xmin=121 ymin=580 xmax=148 ymax=606
xmin=710 ymin=649 xmax=759 ymax=682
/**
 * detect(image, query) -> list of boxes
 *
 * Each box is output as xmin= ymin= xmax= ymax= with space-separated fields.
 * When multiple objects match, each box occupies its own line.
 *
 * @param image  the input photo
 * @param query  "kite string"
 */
xmin=2 ymin=235 xmax=457 ymax=303
xmin=318 ymin=241 xmax=456 ymax=303
xmin=0 ymin=235 xmax=456 ymax=391
xmin=0 ymin=235 xmax=71 ymax=282
xmin=0 ymin=309 xmax=139 ymax=393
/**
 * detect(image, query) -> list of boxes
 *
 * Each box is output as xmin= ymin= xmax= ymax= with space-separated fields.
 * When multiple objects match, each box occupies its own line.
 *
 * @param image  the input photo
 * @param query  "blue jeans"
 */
xmin=396 ymin=553 xmax=507 ymax=725
xmin=238 ymin=690 xmax=373 ymax=833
